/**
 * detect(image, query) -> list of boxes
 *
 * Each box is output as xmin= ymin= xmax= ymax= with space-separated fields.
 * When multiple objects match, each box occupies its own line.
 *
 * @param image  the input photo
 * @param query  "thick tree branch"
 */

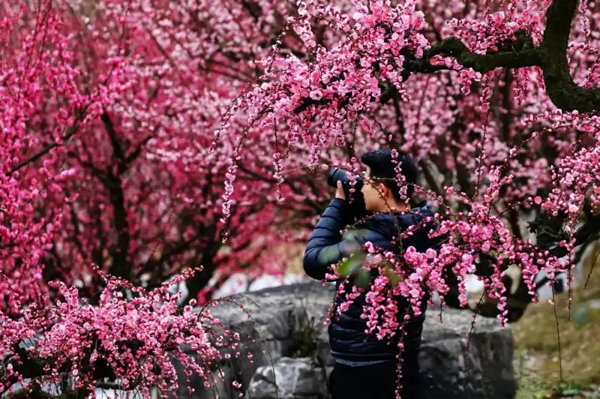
xmin=294 ymin=0 xmax=600 ymax=114
xmin=420 ymin=37 xmax=541 ymax=75
xmin=413 ymin=0 xmax=600 ymax=112
xmin=539 ymin=0 xmax=600 ymax=112
xmin=99 ymin=113 xmax=132 ymax=281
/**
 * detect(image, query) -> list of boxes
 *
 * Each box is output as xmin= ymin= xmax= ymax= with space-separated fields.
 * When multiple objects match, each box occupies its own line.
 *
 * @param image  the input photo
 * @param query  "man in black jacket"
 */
xmin=304 ymin=149 xmax=437 ymax=399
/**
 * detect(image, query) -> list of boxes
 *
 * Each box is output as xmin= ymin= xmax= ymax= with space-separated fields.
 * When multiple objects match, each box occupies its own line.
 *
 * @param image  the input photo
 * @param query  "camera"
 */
xmin=327 ymin=168 xmax=370 ymax=222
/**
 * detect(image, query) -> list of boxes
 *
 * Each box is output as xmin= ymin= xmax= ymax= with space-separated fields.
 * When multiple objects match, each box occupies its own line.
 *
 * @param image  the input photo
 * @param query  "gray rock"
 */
xmin=180 ymin=282 xmax=515 ymax=399
xmin=588 ymin=299 xmax=600 ymax=309
xmin=245 ymin=357 xmax=327 ymax=399
xmin=419 ymin=308 xmax=516 ymax=398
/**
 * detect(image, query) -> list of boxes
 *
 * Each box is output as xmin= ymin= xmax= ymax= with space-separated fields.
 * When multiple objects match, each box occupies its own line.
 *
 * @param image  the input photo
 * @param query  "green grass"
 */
xmin=512 ymin=243 xmax=600 ymax=398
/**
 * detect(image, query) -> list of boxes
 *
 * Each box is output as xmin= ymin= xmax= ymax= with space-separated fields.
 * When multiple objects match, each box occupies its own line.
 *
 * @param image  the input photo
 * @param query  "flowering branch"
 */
xmin=0 ymin=270 xmax=247 ymax=398
xmin=293 ymin=0 xmax=598 ymax=114
xmin=409 ymin=0 xmax=598 ymax=112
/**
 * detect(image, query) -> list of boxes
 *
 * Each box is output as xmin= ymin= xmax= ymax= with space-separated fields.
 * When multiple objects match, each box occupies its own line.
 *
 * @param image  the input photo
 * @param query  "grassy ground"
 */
xmin=512 ymin=243 xmax=600 ymax=398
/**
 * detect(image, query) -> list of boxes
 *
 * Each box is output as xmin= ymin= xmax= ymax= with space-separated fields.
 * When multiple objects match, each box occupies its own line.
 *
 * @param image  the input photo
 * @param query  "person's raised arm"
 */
xmin=304 ymin=181 xmax=365 ymax=280
xmin=303 ymin=197 xmax=355 ymax=280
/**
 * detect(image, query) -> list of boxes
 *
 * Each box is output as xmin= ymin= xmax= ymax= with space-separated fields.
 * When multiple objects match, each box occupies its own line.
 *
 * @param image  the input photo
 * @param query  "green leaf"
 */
xmin=383 ymin=265 xmax=400 ymax=287
xmin=342 ymin=229 xmax=368 ymax=242
xmin=354 ymin=267 xmax=370 ymax=289
xmin=572 ymin=305 xmax=591 ymax=327
xmin=320 ymin=246 xmax=342 ymax=265
xmin=337 ymin=252 xmax=365 ymax=278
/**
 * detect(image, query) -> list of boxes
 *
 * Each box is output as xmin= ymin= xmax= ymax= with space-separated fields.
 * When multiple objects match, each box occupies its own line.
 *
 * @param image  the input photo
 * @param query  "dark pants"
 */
xmin=329 ymin=356 xmax=421 ymax=399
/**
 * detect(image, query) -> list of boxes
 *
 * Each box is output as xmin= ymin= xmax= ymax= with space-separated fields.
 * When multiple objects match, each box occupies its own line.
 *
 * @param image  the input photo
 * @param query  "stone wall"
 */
xmin=175 ymin=282 xmax=516 ymax=399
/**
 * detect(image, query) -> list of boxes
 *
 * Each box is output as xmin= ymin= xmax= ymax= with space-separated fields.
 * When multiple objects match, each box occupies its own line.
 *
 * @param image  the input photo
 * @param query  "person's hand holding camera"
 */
xmin=335 ymin=180 xmax=346 ymax=200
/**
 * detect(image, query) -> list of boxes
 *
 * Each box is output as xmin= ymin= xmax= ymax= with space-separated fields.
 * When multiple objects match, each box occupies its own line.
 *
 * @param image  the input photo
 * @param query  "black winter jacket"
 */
xmin=303 ymin=198 xmax=438 ymax=362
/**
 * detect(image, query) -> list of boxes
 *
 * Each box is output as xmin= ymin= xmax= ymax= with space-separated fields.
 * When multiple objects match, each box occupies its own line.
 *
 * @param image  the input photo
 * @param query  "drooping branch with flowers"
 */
xmin=2 ymin=0 xmax=600 ymax=396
